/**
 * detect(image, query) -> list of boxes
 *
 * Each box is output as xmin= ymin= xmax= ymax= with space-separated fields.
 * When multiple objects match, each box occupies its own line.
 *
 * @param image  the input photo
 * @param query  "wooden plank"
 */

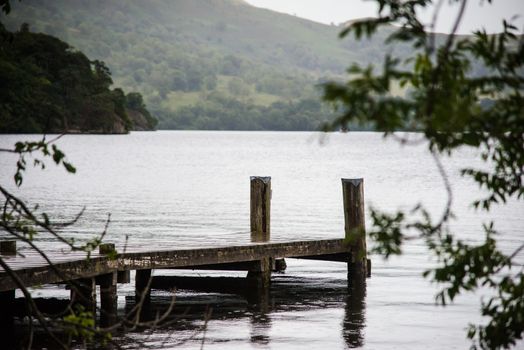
xmin=0 ymin=239 xmax=349 ymax=291
xmin=292 ymin=252 xmax=349 ymax=262
xmin=171 ymin=261 xmax=260 ymax=271
xmin=118 ymin=239 xmax=348 ymax=270
xmin=0 ymin=257 xmax=118 ymax=292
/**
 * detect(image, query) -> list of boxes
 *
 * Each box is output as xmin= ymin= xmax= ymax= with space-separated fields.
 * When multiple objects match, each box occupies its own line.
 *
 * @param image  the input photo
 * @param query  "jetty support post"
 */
xmin=97 ymin=243 xmax=119 ymax=326
xmin=118 ymin=270 xmax=130 ymax=283
xmin=0 ymin=240 xmax=16 ymax=342
xmin=342 ymin=178 xmax=368 ymax=285
xmin=248 ymin=176 xmax=272 ymax=296
xmin=98 ymin=272 xmax=118 ymax=327
xmin=135 ymin=269 xmax=152 ymax=305
xmin=133 ymin=269 xmax=152 ymax=322
xmin=70 ymin=278 xmax=96 ymax=315
xmin=0 ymin=289 xmax=15 ymax=347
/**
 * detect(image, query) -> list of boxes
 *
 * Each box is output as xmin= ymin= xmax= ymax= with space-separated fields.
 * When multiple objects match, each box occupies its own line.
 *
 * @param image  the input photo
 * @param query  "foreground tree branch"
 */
xmin=0 ymin=136 xmax=201 ymax=349
xmin=324 ymin=0 xmax=524 ymax=348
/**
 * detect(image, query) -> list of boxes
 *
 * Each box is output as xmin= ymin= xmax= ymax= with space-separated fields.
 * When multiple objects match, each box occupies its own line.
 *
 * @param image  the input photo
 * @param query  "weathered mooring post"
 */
xmin=250 ymin=176 xmax=271 ymax=242
xmin=248 ymin=176 xmax=272 ymax=292
xmin=342 ymin=178 xmax=368 ymax=285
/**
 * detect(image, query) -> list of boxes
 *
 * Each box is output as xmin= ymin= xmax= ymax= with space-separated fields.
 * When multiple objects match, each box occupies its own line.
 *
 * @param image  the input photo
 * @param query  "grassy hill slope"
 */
xmin=0 ymin=0 xmax=423 ymax=130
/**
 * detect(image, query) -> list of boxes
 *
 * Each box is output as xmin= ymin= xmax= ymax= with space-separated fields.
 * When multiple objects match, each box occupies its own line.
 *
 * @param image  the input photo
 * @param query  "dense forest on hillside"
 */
xmin=1 ymin=0 xmax=491 ymax=131
xmin=0 ymin=23 xmax=157 ymax=133
xmin=1 ymin=0 xmax=412 ymax=130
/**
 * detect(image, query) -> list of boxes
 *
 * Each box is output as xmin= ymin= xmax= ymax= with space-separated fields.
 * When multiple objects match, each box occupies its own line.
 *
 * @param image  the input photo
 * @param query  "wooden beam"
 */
xmin=292 ymin=252 xmax=350 ymax=263
xmin=120 ymin=240 xmax=349 ymax=270
xmin=172 ymin=261 xmax=260 ymax=271
xmin=0 ymin=259 xmax=118 ymax=292
xmin=151 ymin=276 xmax=248 ymax=294
xmin=0 ymin=239 xmax=349 ymax=291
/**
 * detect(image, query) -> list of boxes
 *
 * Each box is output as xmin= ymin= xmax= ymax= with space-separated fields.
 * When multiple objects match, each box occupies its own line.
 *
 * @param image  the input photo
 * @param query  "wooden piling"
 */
xmin=70 ymin=278 xmax=96 ymax=315
xmin=117 ymin=270 xmax=131 ymax=284
xmin=0 ymin=240 xmax=16 ymax=255
xmin=98 ymin=272 xmax=118 ymax=327
xmin=249 ymin=176 xmax=272 ymax=295
xmin=246 ymin=257 xmax=271 ymax=309
xmin=0 ymin=289 xmax=15 ymax=348
xmin=247 ymin=257 xmax=271 ymax=290
xmin=342 ymin=178 xmax=368 ymax=284
xmin=272 ymin=258 xmax=287 ymax=272
xmin=134 ymin=269 xmax=152 ymax=322
xmin=250 ymin=176 xmax=271 ymax=242
xmin=99 ymin=243 xmax=116 ymax=256
xmin=135 ymin=269 xmax=152 ymax=304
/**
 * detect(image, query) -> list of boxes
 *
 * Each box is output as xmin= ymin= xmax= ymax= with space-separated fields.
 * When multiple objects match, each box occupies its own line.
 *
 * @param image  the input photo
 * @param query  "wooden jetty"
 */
xmin=0 ymin=177 xmax=369 ymax=328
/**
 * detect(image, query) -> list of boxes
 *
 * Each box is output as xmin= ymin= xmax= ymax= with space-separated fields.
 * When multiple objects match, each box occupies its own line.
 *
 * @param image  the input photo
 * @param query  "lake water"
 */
xmin=0 ymin=131 xmax=522 ymax=349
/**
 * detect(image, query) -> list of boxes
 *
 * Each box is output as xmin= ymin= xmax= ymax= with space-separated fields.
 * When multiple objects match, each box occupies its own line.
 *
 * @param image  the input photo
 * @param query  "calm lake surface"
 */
xmin=1 ymin=131 xmax=523 ymax=349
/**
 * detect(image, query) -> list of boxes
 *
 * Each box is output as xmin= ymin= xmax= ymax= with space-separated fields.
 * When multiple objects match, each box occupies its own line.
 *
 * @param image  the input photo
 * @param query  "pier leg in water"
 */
xmin=70 ymin=278 xmax=96 ymax=316
xmin=248 ymin=176 xmax=272 ymax=306
xmin=117 ymin=270 xmax=130 ymax=284
xmin=98 ymin=272 xmax=118 ymax=327
xmin=135 ymin=269 xmax=152 ymax=321
xmin=0 ymin=289 xmax=15 ymax=349
xmin=342 ymin=178 xmax=368 ymax=287
xmin=246 ymin=257 xmax=271 ymax=311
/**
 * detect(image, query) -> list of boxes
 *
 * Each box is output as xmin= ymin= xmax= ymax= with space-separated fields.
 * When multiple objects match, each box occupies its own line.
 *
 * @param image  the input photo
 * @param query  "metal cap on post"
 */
xmin=250 ymin=176 xmax=271 ymax=243
xmin=342 ymin=178 xmax=368 ymax=282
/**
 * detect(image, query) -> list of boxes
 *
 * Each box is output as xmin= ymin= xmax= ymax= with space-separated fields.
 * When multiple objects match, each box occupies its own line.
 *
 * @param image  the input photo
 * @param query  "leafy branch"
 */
xmin=324 ymin=0 xmax=524 ymax=348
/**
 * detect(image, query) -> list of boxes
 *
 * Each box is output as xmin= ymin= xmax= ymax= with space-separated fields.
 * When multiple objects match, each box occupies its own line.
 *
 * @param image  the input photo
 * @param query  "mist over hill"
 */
xmin=1 ymin=0 xmax=442 ymax=130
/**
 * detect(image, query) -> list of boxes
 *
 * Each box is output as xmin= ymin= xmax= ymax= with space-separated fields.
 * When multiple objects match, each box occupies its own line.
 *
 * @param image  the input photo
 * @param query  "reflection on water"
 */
xmin=249 ymin=309 xmax=271 ymax=345
xmin=343 ymin=281 xmax=366 ymax=348
xmin=116 ymin=270 xmax=365 ymax=349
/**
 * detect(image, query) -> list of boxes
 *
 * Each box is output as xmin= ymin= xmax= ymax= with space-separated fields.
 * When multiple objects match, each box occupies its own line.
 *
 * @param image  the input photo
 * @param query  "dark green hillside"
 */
xmin=0 ymin=23 xmax=156 ymax=133
xmin=0 ymin=0 xmax=398 ymax=130
xmin=1 ymin=0 xmax=456 ymax=130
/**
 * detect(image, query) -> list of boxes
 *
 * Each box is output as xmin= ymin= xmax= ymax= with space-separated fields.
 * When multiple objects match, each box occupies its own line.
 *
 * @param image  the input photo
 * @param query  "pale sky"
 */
xmin=244 ymin=0 xmax=524 ymax=34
